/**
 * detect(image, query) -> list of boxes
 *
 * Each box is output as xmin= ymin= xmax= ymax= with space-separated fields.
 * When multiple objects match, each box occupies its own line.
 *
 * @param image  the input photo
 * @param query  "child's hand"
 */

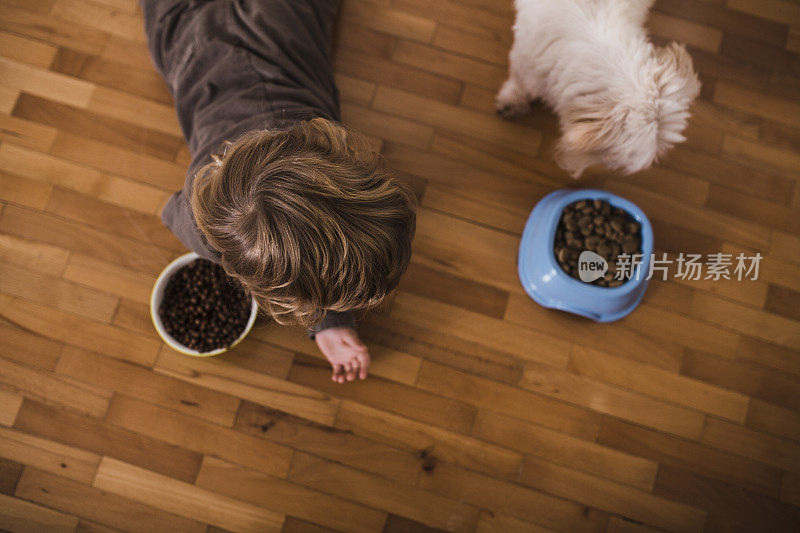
xmin=314 ymin=327 xmax=371 ymax=383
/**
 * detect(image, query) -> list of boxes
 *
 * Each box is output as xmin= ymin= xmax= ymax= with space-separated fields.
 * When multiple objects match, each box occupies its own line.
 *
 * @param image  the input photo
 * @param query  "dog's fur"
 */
xmin=497 ymin=0 xmax=701 ymax=177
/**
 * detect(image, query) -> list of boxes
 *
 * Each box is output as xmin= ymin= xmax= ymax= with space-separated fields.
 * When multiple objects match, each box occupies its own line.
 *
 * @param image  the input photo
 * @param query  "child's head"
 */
xmin=190 ymin=118 xmax=417 ymax=327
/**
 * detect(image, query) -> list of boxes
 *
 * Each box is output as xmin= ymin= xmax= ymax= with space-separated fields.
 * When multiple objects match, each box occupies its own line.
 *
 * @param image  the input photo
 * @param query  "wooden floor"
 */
xmin=1 ymin=0 xmax=799 ymax=531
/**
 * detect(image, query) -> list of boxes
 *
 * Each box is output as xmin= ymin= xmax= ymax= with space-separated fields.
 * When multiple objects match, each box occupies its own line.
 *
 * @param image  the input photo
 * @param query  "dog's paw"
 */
xmin=495 ymin=100 xmax=531 ymax=119
xmin=495 ymin=78 xmax=533 ymax=119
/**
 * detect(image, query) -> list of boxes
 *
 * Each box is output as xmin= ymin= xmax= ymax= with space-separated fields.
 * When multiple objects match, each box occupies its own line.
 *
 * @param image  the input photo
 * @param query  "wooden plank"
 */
xmin=621 ymin=302 xmax=740 ymax=360
xmin=0 ymin=389 xmax=23 ymax=426
xmin=569 ymin=345 xmax=750 ymax=423
xmin=15 ymin=468 xmax=205 ymax=533
xmin=691 ymin=291 xmax=800 ymax=350
xmin=373 ymin=87 xmax=542 ymax=155
xmin=0 ymin=357 xmax=111 ymax=418
xmin=288 ymin=353 xmax=477 ymax=434
xmin=726 ymin=0 xmax=800 ymax=26
xmin=333 ymin=49 xmax=463 ymax=105
xmin=12 ymin=93 xmax=183 ymax=160
xmin=0 ymin=31 xmax=58 ymax=68
xmin=723 ymin=134 xmax=800 ymax=174
xmin=0 ymin=426 xmax=99 ymax=484
xmin=0 ymin=492 xmax=78 ymax=533
xmin=0 ymin=114 xmax=58 ymax=151
xmin=680 ymin=98 xmax=761 ymax=154
xmin=664 ymin=145 xmax=795 ymax=205
xmin=737 ymin=336 xmax=800 ymax=377
xmin=0 ymin=292 xmax=159 ymax=367
xmin=384 ymin=142 xmax=553 ymax=212
xmin=0 ymin=233 xmax=70 ymax=278
xmin=416 ymin=360 xmax=601 ymax=440
xmin=335 ymin=73 xmax=375 ymax=106
xmin=397 ymin=261 xmax=510 ymax=319
xmin=682 ymin=349 xmax=800 ymax=411
xmin=0 ymin=323 xmax=62 ymax=370
xmin=392 ymin=40 xmax=507 ymax=90
xmin=471 ymin=409 xmax=658 ymax=490
xmin=653 ymin=0 xmax=789 ymax=47
xmin=504 ymin=293 xmax=685 ymax=372
xmin=433 ymin=24 xmax=509 ymax=66
xmin=62 ymin=253 xmax=156 ymax=305
xmin=701 ymin=417 xmax=800 ymax=474
xmin=56 ymin=346 xmax=240 ymax=426
xmin=0 ymin=261 xmax=118 ymax=322
xmin=391 ymin=0 xmax=512 ymax=44
xmin=0 ymin=4 xmax=108 ymax=56
xmin=598 ymin=417 xmax=783 ymax=498
xmin=714 ymin=81 xmax=800 ymax=128
xmin=45 ymin=188 xmax=184 ymax=252
xmin=155 ymin=345 xmax=338 ymax=426
xmin=0 ymin=57 xmax=93 ymax=108
xmin=760 ymin=120 xmax=800 ymax=154
xmin=0 ymin=144 xmax=170 ymax=215
xmin=746 ymin=399 xmax=800 ymax=443
xmin=50 ymin=0 xmax=145 ymax=42
xmin=765 ymin=284 xmax=800 ymax=322
xmin=50 ymin=48 xmax=172 ymax=105
xmin=234 ymin=400 xmax=421 ymax=486
xmin=604 ymin=180 xmax=771 ymax=250
xmin=519 ymin=358 xmax=706 ymax=440
xmin=357 ymin=315 xmax=522 ymax=384
xmin=519 ymin=455 xmax=707 ymax=533
xmin=196 ymin=456 xmax=388 ymax=533
xmin=288 ymin=451 xmax=481 ymax=532
xmin=390 ymin=292 xmax=571 ymax=370
xmin=655 ymin=465 xmax=800 ymax=532
xmin=720 ymin=33 xmax=800 ymax=77
xmin=335 ymin=400 xmax=523 ymax=479
xmin=0 ymin=456 xmax=23 ymax=495
xmin=93 ymin=457 xmax=284 ymax=533
xmin=476 ymin=512 xmax=555 ymax=533
xmin=105 ymin=395 xmax=293 ymax=478
xmin=341 ymin=103 xmax=434 ymax=149
xmin=340 ymin=0 xmax=436 ymax=42
xmin=0 ymin=169 xmax=52 ymax=209
xmin=87 ymin=86 xmax=180 ymax=136
xmin=417 ymin=461 xmax=605 ymax=533
xmin=101 ymin=36 xmax=156 ymax=71
xmin=783 ymin=473 xmax=800 ymax=506
xmin=0 ymin=205 xmax=177 ymax=276
xmin=50 ymin=133 xmax=186 ymax=192
xmin=647 ymin=12 xmax=722 ymax=53
xmin=14 ymin=399 xmax=201 ymax=483
xmin=0 ymin=85 xmax=18 ymax=113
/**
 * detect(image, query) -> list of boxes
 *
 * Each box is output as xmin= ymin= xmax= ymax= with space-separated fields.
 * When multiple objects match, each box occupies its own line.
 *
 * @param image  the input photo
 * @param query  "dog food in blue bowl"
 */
xmin=518 ymin=189 xmax=653 ymax=322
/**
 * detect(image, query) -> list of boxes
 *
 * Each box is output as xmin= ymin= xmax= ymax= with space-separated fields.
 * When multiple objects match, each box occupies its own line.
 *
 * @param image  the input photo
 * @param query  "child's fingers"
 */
xmin=355 ymin=354 xmax=369 ymax=379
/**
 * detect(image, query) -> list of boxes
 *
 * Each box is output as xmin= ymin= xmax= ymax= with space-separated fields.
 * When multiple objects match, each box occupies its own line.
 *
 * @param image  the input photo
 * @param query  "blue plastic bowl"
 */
xmin=518 ymin=188 xmax=654 ymax=322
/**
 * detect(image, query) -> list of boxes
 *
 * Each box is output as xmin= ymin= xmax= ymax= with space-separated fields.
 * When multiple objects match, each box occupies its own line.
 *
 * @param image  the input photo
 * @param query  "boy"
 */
xmin=142 ymin=0 xmax=416 ymax=382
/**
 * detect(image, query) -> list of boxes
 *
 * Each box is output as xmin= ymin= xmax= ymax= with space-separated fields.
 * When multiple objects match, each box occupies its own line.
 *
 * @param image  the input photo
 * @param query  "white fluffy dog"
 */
xmin=496 ymin=0 xmax=701 ymax=177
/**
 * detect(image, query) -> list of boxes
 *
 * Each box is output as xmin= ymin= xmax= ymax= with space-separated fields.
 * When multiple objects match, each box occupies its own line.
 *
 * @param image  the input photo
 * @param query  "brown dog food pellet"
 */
xmin=158 ymin=259 xmax=252 ymax=353
xmin=553 ymin=199 xmax=643 ymax=287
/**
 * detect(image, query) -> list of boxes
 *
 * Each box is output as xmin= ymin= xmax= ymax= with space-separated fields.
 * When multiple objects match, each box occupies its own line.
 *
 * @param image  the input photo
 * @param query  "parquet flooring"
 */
xmin=1 ymin=0 xmax=800 ymax=531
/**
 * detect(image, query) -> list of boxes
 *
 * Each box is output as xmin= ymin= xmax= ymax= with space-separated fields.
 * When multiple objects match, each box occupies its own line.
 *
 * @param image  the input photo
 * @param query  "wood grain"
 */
xmin=1 ymin=0 xmax=799 ymax=530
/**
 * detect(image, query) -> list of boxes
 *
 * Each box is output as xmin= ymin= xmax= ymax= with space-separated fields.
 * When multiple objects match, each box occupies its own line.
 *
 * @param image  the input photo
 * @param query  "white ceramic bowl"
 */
xmin=150 ymin=252 xmax=259 ymax=357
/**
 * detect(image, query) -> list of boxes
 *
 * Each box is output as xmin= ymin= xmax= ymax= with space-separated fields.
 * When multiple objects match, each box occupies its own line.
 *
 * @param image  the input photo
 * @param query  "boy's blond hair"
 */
xmin=190 ymin=118 xmax=417 ymax=327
